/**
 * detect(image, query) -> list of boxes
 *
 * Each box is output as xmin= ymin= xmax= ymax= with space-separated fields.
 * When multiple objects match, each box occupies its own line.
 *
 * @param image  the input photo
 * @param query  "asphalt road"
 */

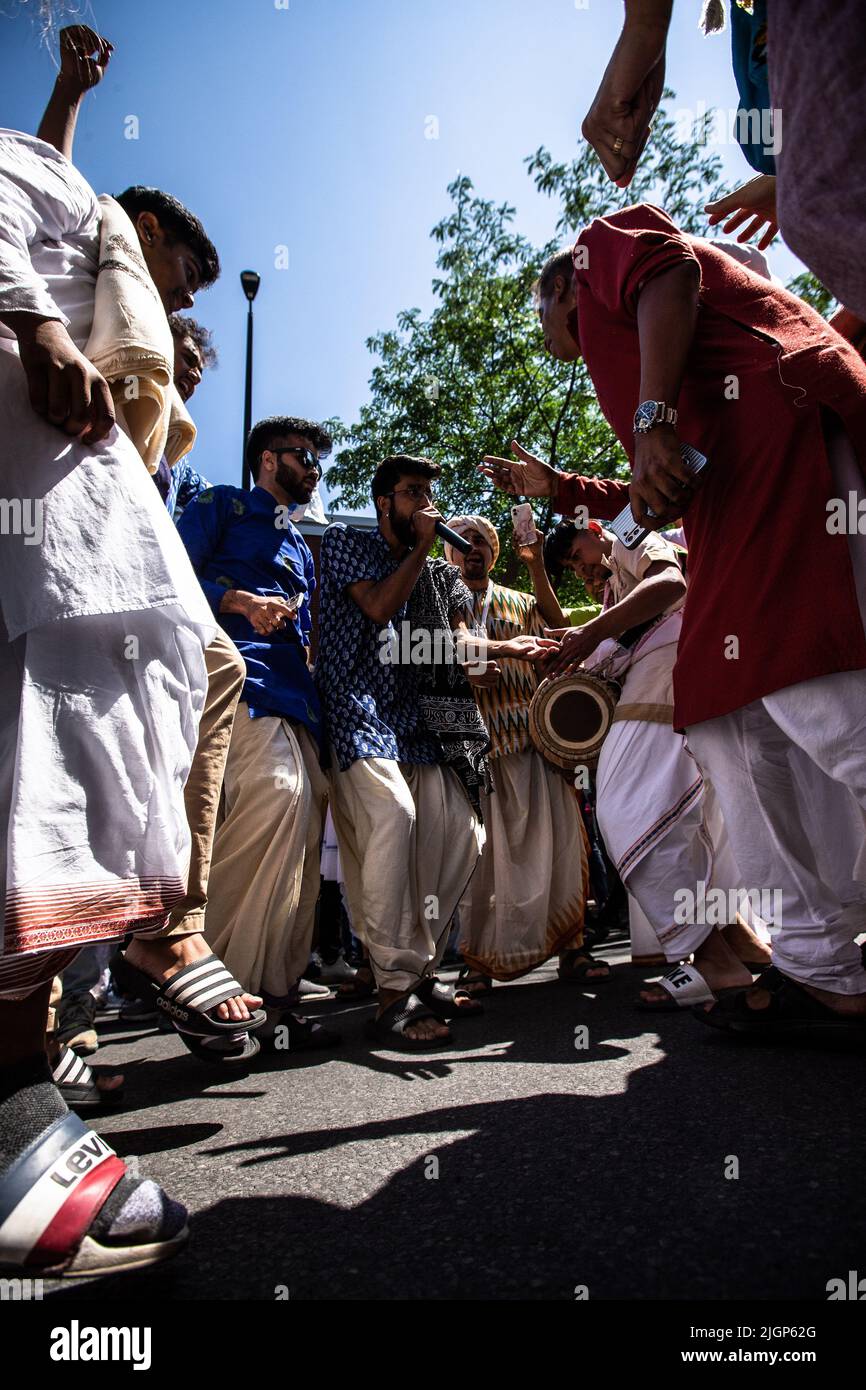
xmin=46 ymin=942 xmax=866 ymax=1302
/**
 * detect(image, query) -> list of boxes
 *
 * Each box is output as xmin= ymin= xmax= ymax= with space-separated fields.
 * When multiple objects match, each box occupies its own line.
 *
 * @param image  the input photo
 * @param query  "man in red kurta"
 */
xmin=481 ymin=203 xmax=866 ymax=1039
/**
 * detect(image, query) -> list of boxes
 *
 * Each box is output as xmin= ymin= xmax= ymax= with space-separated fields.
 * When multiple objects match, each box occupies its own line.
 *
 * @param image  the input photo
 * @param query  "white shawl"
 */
xmin=84 ymin=195 xmax=195 ymax=472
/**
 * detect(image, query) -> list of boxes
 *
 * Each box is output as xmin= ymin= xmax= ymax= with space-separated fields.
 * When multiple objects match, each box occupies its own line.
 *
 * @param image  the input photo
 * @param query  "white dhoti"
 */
xmin=593 ymin=614 xmax=741 ymax=961
xmin=686 ymin=672 xmax=866 ymax=993
xmin=328 ymin=756 xmax=484 ymax=994
xmin=0 ymin=383 xmax=214 ymax=996
xmin=458 ymin=749 xmax=588 ymax=979
xmin=685 ymin=417 xmax=866 ymax=994
xmin=0 ymin=132 xmax=214 ymax=996
xmin=204 ymin=709 xmax=327 ymax=1000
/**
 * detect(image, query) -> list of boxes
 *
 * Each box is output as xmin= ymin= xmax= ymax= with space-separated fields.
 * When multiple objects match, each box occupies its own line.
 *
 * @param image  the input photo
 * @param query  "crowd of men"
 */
xmin=1 ymin=0 xmax=866 ymax=1280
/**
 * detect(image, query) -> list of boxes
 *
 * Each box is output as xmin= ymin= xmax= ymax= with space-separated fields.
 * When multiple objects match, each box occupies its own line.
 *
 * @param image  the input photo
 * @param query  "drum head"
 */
xmin=528 ymin=673 xmax=619 ymax=770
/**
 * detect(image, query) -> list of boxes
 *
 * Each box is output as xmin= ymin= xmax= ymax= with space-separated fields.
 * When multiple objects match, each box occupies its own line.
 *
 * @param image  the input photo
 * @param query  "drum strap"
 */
xmin=618 ymin=617 xmax=657 ymax=650
xmin=611 ymin=701 xmax=674 ymax=725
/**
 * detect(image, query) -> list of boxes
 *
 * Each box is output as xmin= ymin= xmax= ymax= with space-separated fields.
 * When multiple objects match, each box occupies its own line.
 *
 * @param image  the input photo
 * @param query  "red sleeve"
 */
xmin=556 ymin=473 xmax=629 ymax=520
xmin=574 ymin=203 xmax=701 ymax=318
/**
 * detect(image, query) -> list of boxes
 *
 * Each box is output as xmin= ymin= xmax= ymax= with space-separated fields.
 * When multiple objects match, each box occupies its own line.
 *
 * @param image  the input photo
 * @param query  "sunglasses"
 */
xmin=385 ymin=485 xmax=436 ymax=502
xmin=272 ymin=447 xmax=322 ymax=479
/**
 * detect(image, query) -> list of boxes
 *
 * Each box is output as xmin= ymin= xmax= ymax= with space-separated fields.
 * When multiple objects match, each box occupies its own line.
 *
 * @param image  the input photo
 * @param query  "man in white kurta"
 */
xmin=0 ymin=129 xmax=222 ymax=1276
xmin=545 ymin=520 xmax=768 ymax=1008
xmin=0 ymin=130 xmax=216 ymax=992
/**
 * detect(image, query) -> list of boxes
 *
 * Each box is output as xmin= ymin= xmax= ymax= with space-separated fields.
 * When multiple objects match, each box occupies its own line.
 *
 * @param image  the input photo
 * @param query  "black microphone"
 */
xmin=435 ymin=519 xmax=472 ymax=555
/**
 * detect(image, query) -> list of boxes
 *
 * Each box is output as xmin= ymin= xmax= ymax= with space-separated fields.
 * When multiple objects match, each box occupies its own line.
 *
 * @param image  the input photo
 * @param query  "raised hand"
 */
xmin=515 ymin=532 xmax=543 ymax=566
xmin=57 ymin=24 xmax=113 ymax=96
xmin=705 ymin=174 xmax=779 ymax=251
xmin=411 ymin=505 xmax=443 ymax=549
xmin=478 ymin=440 xmax=558 ymax=498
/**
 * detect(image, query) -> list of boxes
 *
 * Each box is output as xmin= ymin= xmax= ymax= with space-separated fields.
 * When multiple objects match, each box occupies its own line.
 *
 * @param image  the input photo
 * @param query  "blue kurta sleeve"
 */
xmin=174 ymin=461 xmax=212 ymax=516
xmin=176 ymin=488 xmax=231 ymax=617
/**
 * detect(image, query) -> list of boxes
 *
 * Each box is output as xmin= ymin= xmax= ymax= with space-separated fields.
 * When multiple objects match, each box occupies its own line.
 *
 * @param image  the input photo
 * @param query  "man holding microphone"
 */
xmin=316 ymin=455 xmax=554 ymax=1049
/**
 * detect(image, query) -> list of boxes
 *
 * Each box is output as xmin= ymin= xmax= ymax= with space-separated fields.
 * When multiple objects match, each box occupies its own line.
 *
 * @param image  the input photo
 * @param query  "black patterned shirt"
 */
xmin=316 ymin=524 xmax=474 ymax=770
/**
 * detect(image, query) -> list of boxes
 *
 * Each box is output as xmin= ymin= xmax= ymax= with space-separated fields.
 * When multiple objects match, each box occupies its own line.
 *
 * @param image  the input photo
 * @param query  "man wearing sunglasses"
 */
xmin=177 ymin=416 xmax=340 ymax=1055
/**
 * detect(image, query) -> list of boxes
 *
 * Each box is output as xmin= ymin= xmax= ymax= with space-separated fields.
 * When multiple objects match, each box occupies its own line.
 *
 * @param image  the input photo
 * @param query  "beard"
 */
xmin=275 ymin=460 xmax=315 ymax=506
xmin=388 ymin=501 xmax=416 ymax=548
xmin=462 ymin=554 xmax=488 ymax=586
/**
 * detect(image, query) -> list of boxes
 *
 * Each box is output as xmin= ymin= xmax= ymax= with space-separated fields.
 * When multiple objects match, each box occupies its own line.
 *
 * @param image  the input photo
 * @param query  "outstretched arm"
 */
xmin=37 ymin=25 xmax=113 ymax=162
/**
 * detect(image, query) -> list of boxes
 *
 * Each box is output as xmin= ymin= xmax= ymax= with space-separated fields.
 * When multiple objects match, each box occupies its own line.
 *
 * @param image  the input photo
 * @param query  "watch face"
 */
xmin=634 ymin=401 xmax=658 ymax=431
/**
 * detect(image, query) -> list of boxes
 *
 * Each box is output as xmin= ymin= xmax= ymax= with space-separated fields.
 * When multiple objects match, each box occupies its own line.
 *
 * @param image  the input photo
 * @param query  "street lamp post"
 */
xmin=240 ymin=269 xmax=260 ymax=489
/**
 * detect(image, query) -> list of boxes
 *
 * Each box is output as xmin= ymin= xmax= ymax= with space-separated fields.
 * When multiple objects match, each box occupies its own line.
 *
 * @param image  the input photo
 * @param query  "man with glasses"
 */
xmin=176 ymin=416 xmax=340 ymax=1055
xmin=316 ymin=455 xmax=555 ymax=1049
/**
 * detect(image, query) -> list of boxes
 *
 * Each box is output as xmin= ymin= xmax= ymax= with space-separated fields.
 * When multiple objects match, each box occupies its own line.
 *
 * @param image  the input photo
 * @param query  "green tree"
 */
xmin=786 ymin=271 xmax=836 ymax=319
xmin=325 ymin=96 xmax=726 ymax=589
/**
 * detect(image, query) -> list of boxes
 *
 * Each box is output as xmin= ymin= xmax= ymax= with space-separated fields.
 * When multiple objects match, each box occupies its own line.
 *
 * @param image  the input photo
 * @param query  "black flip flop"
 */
xmin=258 ymin=1012 xmax=342 ymax=1054
xmin=365 ymin=993 xmax=453 ymax=1051
xmin=695 ymin=969 xmax=866 ymax=1043
xmin=416 ymin=975 xmax=484 ymax=1019
xmin=557 ymin=949 xmax=612 ymax=985
xmin=110 ymin=949 xmax=264 ymax=1067
xmin=457 ymin=967 xmax=494 ymax=996
xmin=51 ymin=1044 xmax=124 ymax=1113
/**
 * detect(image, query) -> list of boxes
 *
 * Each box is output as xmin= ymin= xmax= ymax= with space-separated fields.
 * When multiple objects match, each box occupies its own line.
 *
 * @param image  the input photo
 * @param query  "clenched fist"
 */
xmin=11 ymin=316 xmax=115 ymax=444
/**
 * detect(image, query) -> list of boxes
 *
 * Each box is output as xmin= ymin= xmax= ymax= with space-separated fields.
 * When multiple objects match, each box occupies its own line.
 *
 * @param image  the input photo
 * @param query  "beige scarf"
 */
xmin=84 ymin=195 xmax=195 ymax=472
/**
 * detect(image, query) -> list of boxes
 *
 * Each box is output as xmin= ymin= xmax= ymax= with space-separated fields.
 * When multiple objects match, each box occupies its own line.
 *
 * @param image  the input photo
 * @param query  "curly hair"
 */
xmin=370 ymin=455 xmax=441 ymax=505
xmin=115 ymin=186 xmax=220 ymax=287
xmin=169 ymin=314 xmax=218 ymax=370
xmin=246 ymin=416 xmax=334 ymax=482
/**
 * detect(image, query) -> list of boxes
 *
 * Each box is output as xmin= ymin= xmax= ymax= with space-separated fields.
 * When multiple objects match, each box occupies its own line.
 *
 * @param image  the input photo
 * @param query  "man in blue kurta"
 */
xmin=177 ymin=415 xmax=338 ymax=1053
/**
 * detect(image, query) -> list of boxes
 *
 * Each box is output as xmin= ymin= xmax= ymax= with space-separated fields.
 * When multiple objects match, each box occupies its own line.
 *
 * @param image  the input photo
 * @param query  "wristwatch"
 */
xmin=633 ymin=400 xmax=678 ymax=434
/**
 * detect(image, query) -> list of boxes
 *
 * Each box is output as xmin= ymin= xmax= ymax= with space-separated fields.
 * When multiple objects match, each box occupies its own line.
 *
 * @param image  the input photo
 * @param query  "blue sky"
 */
xmin=2 ymin=0 xmax=800 ymax=506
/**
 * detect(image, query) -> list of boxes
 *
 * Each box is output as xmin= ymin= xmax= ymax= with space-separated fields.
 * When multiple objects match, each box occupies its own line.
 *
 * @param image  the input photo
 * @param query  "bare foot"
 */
xmin=337 ymin=963 xmax=376 ymax=997
xmin=722 ymin=915 xmax=772 ymax=968
xmin=126 ymin=935 xmax=262 ymax=1023
xmin=403 ymin=1015 xmax=451 ymax=1042
xmin=639 ymin=934 xmax=753 ymax=1007
xmin=377 ymin=987 xmax=451 ymax=1043
xmin=701 ymin=977 xmax=866 ymax=1017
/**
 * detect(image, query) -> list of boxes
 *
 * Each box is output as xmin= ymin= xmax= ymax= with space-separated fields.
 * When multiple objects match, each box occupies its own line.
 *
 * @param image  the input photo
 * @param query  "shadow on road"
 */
xmin=46 ymin=964 xmax=866 ymax=1301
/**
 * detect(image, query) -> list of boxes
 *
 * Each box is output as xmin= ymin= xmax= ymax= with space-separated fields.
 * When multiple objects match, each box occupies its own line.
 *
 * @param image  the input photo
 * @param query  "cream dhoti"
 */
xmin=205 ymin=712 xmax=328 ymax=1001
xmin=0 ymin=131 xmax=214 ymax=996
xmin=328 ymin=756 xmax=484 ymax=995
xmin=593 ymin=613 xmax=741 ymax=961
xmin=458 ymin=749 xmax=588 ymax=979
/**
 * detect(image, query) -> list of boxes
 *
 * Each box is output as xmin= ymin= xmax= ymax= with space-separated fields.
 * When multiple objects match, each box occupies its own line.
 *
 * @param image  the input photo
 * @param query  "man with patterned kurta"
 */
xmin=442 ymin=516 xmax=597 ymax=990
